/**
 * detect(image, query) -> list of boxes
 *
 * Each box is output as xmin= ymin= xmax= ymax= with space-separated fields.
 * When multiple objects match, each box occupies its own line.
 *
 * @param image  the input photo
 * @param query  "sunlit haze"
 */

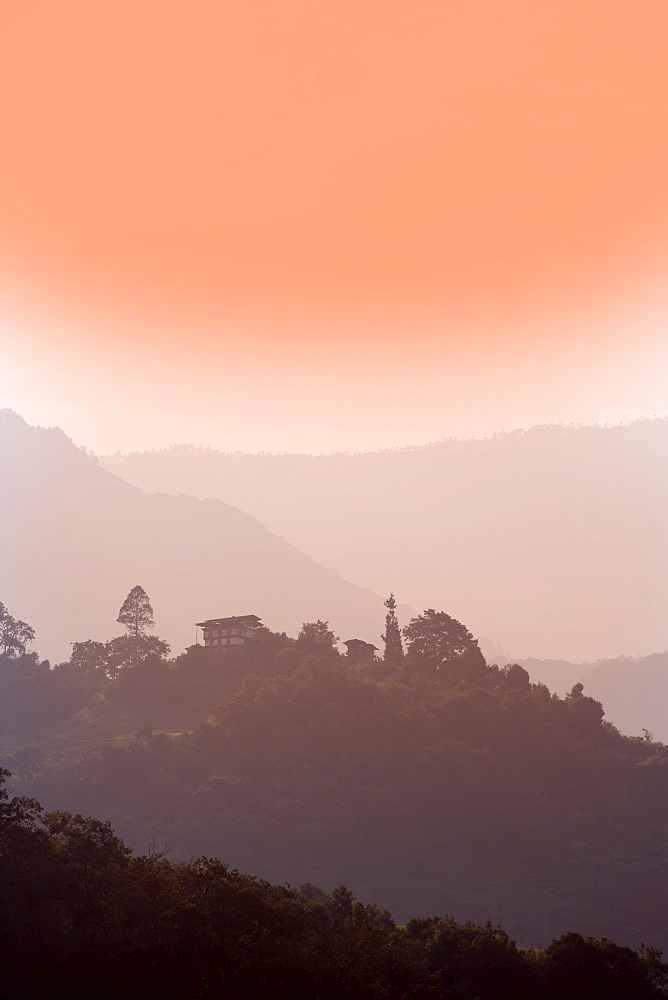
xmin=2 ymin=1 xmax=668 ymax=452
xmin=2 ymin=288 xmax=668 ymax=454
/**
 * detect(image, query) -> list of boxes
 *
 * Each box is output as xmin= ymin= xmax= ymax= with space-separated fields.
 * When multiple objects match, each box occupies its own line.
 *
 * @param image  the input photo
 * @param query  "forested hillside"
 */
xmin=4 ymin=612 xmax=667 ymax=952
xmin=101 ymin=419 xmax=668 ymax=661
xmin=4 ymin=772 xmax=667 ymax=1000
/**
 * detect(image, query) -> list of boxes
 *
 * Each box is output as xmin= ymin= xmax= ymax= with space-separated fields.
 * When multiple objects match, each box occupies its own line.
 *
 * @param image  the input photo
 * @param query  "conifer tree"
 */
xmin=116 ymin=586 xmax=156 ymax=667
xmin=117 ymin=586 xmax=155 ymax=638
xmin=381 ymin=593 xmax=404 ymax=666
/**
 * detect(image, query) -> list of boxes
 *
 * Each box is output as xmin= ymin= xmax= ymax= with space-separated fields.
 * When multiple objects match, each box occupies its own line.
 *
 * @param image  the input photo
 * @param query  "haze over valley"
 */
xmin=3 ymin=408 xmax=668 ymax=744
xmin=101 ymin=419 xmax=668 ymax=663
xmin=1 ymin=410 xmax=397 ymax=665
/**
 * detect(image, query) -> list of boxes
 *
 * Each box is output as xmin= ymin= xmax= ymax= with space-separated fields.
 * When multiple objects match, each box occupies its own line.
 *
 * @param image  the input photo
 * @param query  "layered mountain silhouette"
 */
xmin=101 ymin=420 xmax=668 ymax=663
xmin=520 ymin=650 xmax=668 ymax=742
xmin=0 ymin=411 xmax=397 ymax=663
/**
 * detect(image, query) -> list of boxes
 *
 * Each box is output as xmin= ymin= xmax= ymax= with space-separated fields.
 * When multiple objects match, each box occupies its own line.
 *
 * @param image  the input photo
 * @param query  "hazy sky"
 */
xmin=2 ymin=1 xmax=668 ymax=453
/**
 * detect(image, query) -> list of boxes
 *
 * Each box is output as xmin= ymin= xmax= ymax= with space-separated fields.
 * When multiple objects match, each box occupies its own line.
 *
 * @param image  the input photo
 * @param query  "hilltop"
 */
xmin=4 ymin=622 xmax=667 ymax=952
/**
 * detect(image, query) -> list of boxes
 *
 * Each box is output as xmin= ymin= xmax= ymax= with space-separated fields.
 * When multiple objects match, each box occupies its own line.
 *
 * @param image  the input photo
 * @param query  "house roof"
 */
xmin=196 ymin=614 xmax=262 ymax=628
xmin=343 ymin=638 xmax=379 ymax=650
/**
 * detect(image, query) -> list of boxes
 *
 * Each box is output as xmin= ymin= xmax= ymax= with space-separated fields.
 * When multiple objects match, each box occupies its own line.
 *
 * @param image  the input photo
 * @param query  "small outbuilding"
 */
xmin=343 ymin=638 xmax=379 ymax=661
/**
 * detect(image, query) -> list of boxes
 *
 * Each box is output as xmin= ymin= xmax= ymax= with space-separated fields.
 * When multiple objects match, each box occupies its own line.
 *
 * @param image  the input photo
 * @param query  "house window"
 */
xmin=212 ymin=629 xmax=219 ymax=637
xmin=213 ymin=639 xmax=218 ymax=646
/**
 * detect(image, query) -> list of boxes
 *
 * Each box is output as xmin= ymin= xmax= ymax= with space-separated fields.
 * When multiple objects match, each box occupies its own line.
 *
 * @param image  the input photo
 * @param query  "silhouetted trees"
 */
xmin=65 ymin=588 xmax=170 ymax=679
xmin=381 ymin=593 xmax=404 ymax=666
xmin=116 ymin=586 xmax=165 ymax=668
xmin=403 ymin=608 xmax=487 ymax=683
xmin=295 ymin=620 xmax=340 ymax=657
xmin=1 ymin=768 xmax=667 ymax=1000
xmin=117 ymin=585 xmax=155 ymax=636
xmin=0 ymin=601 xmax=34 ymax=656
xmin=70 ymin=638 xmax=109 ymax=672
xmin=4 ymin=602 xmax=668 ymax=954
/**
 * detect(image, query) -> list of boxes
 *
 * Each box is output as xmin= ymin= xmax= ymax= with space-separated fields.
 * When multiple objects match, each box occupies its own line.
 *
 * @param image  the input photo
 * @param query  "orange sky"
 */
xmin=1 ymin=1 xmax=668 ymax=451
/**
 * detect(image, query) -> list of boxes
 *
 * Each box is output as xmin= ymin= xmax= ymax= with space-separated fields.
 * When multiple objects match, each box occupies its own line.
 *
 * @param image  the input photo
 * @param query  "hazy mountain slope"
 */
xmin=0 ymin=411 xmax=396 ymax=663
xmin=520 ymin=651 xmax=668 ymax=742
xmin=584 ymin=651 xmax=668 ymax=741
xmin=100 ymin=420 xmax=668 ymax=662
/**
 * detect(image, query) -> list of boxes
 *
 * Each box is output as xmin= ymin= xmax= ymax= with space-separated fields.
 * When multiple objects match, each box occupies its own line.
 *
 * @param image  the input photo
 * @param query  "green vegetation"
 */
xmin=2 ymin=770 xmax=667 ymax=999
xmin=2 ymin=595 xmax=668 ymax=954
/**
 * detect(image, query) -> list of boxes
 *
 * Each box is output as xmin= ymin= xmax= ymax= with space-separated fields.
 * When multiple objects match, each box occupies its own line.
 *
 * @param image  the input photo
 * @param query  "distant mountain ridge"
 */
xmin=100 ymin=419 xmax=668 ymax=662
xmin=0 ymin=410 xmax=402 ymax=663
xmin=520 ymin=650 xmax=668 ymax=742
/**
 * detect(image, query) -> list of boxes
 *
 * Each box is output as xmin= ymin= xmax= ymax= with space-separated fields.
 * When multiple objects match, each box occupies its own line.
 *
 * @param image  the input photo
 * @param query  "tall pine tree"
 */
xmin=117 ymin=585 xmax=155 ymax=637
xmin=116 ymin=586 xmax=156 ymax=667
xmin=381 ymin=593 xmax=403 ymax=666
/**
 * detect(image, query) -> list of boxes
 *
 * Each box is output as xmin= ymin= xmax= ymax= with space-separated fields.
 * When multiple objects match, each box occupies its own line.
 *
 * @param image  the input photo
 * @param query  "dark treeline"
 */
xmin=2 ymin=598 xmax=668 ymax=951
xmin=2 ymin=770 xmax=667 ymax=1000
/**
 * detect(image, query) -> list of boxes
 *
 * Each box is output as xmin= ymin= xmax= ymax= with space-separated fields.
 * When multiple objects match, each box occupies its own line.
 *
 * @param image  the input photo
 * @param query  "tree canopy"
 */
xmin=403 ymin=608 xmax=487 ymax=683
xmin=117 ymin=585 xmax=155 ymax=637
xmin=295 ymin=619 xmax=340 ymax=657
xmin=1 ymin=769 xmax=667 ymax=1000
xmin=0 ymin=601 xmax=34 ymax=656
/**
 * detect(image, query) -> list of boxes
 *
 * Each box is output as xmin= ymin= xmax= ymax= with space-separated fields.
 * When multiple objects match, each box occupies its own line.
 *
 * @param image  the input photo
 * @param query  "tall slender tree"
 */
xmin=116 ymin=586 xmax=156 ymax=667
xmin=117 ymin=586 xmax=155 ymax=638
xmin=381 ymin=594 xmax=404 ymax=666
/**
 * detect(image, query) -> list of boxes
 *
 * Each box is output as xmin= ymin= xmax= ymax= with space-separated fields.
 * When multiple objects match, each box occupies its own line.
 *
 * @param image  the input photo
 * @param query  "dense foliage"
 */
xmin=2 ymin=770 xmax=667 ymax=1000
xmin=0 ymin=600 xmax=35 ymax=657
xmin=2 ymin=604 xmax=668 ymax=952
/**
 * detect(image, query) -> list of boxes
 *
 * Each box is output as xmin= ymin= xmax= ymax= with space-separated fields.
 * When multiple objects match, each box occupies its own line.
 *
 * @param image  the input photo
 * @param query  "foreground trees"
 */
xmin=1 ymin=769 xmax=666 ymax=1000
